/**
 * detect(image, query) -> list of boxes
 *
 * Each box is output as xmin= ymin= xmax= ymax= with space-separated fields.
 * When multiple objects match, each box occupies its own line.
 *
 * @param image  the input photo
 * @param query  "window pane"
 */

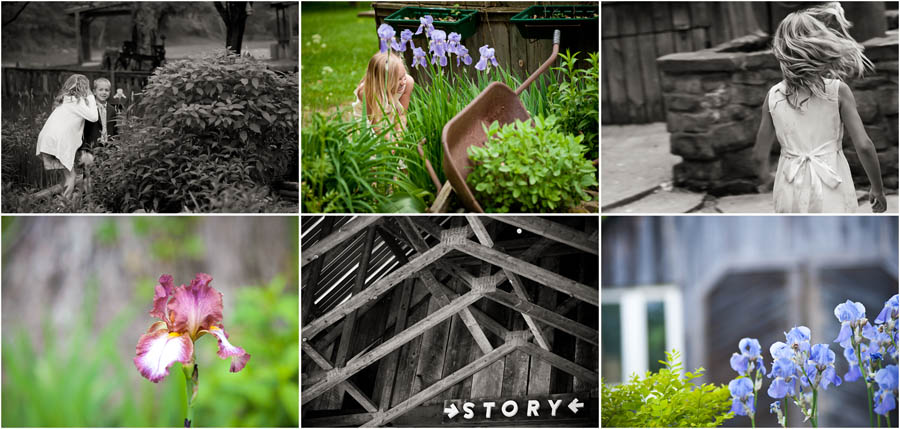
xmin=647 ymin=300 xmax=667 ymax=372
xmin=601 ymin=303 xmax=622 ymax=383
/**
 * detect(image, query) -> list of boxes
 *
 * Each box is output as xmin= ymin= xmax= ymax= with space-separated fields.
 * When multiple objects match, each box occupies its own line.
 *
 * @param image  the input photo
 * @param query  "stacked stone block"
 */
xmin=657 ymin=34 xmax=898 ymax=195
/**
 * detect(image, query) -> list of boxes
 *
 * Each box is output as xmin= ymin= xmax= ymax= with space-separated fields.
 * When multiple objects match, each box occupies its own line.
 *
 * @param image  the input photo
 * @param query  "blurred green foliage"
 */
xmin=1 ymin=217 xmax=299 ymax=427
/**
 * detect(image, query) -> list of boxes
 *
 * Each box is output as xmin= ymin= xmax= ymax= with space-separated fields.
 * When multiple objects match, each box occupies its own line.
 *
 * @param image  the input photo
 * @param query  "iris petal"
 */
xmin=206 ymin=326 xmax=251 ymax=373
xmin=168 ymin=273 xmax=223 ymax=340
xmin=134 ymin=322 xmax=193 ymax=383
xmin=835 ymin=323 xmax=852 ymax=345
xmin=150 ymin=274 xmax=175 ymax=323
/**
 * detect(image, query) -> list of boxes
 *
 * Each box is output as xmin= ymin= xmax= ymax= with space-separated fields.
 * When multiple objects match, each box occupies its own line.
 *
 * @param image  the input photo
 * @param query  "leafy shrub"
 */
xmin=467 ymin=115 xmax=597 ymax=212
xmin=546 ymin=50 xmax=599 ymax=160
xmin=301 ymin=109 xmax=426 ymax=213
xmin=602 ymin=350 xmax=735 ymax=428
xmin=91 ymin=51 xmax=298 ymax=212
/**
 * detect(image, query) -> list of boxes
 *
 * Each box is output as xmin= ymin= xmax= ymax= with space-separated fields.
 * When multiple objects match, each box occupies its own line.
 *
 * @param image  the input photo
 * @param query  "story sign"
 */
xmin=441 ymin=394 xmax=587 ymax=423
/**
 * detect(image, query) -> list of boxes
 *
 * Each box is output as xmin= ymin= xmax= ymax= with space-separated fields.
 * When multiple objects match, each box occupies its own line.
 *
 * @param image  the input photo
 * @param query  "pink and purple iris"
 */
xmin=134 ymin=274 xmax=250 ymax=383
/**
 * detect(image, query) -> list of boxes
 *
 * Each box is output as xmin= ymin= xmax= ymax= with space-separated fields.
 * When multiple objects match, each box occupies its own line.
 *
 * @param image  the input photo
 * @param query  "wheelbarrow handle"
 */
xmin=515 ymin=29 xmax=561 ymax=96
xmin=417 ymin=138 xmax=443 ymax=193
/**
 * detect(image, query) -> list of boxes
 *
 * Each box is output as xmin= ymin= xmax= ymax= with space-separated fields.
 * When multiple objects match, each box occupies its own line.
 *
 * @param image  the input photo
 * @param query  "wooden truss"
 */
xmin=301 ymin=216 xmax=599 ymax=427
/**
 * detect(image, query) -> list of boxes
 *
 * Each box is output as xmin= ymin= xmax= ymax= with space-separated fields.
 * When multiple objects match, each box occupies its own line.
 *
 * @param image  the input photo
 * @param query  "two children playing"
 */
xmin=35 ymin=75 xmax=122 ymax=199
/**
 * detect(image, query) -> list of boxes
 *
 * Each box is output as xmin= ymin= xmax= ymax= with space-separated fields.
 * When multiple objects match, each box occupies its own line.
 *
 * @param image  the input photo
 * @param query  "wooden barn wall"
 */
xmin=602 ymin=217 xmax=899 ymax=288
xmin=373 ymin=1 xmax=598 ymax=85
xmin=601 ymin=2 xmax=761 ymax=124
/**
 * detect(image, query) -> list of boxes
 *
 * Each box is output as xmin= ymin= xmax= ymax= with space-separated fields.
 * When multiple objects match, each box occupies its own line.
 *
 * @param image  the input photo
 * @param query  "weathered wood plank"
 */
xmin=486 ymin=289 xmax=598 ymax=346
xmin=301 ymin=217 xmax=334 ymax=325
xmin=362 ymin=339 xmax=522 ymax=427
xmin=302 ymin=243 xmax=451 ymax=339
xmin=301 ymin=342 xmax=379 ymax=413
xmin=501 ymin=330 xmax=531 ymax=397
xmin=519 ymin=341 xmax=599 ymax=387
xmin=489 ymin=216 xmax=598 ymax=255
xmin=466 ymin=216 xmax=495 ymax=248
xmin=376 ymin=275 xmax=413 ymax=410
xmin=505 ymin=269 xmax=551 ymax=350
xmin=454 ymin=239 xmax=599 ymax=307
xmin=412 ymin=295 xmax=454 ymax=405
xmin=527 ymin=281 xmax=556 ymax=395
xmin=573 ymin=301 xmax=598 ymax=392
xmin=302 ymin=289 xmax=485 ymax=405
xmin=302 ymin=216 xmax=380 ymax=267
xmin=334 ymin=226 xmax=376 ymax=367
xmin=391 ymin=293 xmax=428 ymax=408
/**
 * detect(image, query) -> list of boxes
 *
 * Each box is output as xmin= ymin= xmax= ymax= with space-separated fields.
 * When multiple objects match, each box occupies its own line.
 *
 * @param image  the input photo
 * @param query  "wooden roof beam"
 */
xmin=302 ymin=241 xmax=451 ymax=340
xmin=362 ymin=337 xmax=524 ymax=427
xmin=518 ymin=341 xmax=599 ymax=386
xmin=302 ymin=288 xmax=485 ymax=405
xmin=301 ymin=342 xmax=378 ymax=413
xmin=485 ymin=289 xmax=598 ymax=346
xmin=302 ymin=216 xmax=381 ymax=267
xmin=489 ymin=216 xmax=599 ymax=255
xmin=454 ymin=239 xmax=599 ymax=307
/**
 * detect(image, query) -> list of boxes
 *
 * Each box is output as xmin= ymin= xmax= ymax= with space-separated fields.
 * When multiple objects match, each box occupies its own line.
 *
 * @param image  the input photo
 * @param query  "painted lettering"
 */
xmin=501 ymin=400 xmax=518 ymax=417
xmin=526 ymin=399 xmax=540 ymax=417
xmin=548 ymin=399 xmax=562 ymax=417
xmin=483 ymin=401 xmax=496 ymax=419
xmin=462 ymin=402 xmax=475 ymax=419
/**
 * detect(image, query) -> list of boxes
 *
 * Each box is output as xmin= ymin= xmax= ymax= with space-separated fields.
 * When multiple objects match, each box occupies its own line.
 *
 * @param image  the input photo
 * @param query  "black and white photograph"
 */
xmin=300 ymin=215 xmax=598 ymax=427
xmin=1 ymin=1 xmax=299 ymax=213
xmin=601 ymin=2 xmax=899 ymax=213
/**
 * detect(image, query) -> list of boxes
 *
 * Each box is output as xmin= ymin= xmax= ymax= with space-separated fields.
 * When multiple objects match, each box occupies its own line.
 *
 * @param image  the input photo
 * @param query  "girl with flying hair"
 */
xmin=352 ymin=50 xmax=415 ymax=134
xmin=752 ymin=2 xmax=886 ymax=213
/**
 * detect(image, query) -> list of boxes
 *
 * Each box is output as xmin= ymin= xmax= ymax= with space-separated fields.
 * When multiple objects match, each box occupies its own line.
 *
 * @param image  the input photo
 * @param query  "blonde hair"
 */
xmin=359 ymin=51 xmax=407 ymax=125
xmin=772 ymin=2 xmax=873 ymax=109
xmin=93 ymin=77 xmax=111 ymax=88
xmin=53 ymin=74 xmax=91 ymax=109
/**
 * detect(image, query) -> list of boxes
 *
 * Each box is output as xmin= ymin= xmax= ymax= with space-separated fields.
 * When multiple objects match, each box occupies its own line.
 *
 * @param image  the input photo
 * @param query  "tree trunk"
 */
xmin=215 ymin=2 xmax=249 ymax=54
xmin=131 ymin=4 xmax=163 ymax=56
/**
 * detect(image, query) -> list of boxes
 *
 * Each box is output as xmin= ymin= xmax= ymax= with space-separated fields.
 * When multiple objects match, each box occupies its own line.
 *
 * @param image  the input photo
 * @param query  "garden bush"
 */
xmin=91 ymin=51 xmax=298 ymax=212
xmin=467 ymin=115 xmax=597 ymax=212
xmin=602 ymin=350 xmax=735 ymax=428
xmin=546 ymin=50 xmax=599 ymax=160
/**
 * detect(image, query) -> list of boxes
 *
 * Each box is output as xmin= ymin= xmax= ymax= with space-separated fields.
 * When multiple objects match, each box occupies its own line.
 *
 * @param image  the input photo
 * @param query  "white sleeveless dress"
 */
xmin=767 ymin=78 xmax=858 ymax=213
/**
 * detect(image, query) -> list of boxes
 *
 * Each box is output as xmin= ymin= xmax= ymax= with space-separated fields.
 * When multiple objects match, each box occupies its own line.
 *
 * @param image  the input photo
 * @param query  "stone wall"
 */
xmin=657 ymin=33 xmax=898 ymax=195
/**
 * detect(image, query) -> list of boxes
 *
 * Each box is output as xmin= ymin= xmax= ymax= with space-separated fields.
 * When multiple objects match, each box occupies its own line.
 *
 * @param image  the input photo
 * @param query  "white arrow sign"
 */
xmin=444 ymin=403 xmax=460 ymax=419
xmin=568 ymin=397 xmax=584 ymax=414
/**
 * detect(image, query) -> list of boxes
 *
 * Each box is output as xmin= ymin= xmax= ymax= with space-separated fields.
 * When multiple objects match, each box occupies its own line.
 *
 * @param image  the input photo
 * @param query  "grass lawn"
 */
xmin=301 ymin=2 xmax=375 ymax=119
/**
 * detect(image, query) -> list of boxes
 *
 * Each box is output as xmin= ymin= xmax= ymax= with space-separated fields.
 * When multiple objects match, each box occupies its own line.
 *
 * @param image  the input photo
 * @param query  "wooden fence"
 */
xmin=373 ymin=2 xmax=598 ymax=84
xmin=2 ymin=66 xmax=151 ymax=100
xmin=601 ymin=2 xmax=761 ymax=124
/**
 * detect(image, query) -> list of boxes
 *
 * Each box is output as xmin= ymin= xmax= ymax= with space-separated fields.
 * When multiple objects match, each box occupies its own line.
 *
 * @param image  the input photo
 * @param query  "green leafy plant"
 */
xmin=602 ymin=350 xmax=735 ymax=428
xmin=546 ymin=50 xmax=599 ymax=160
xmin=467 ymin=115 xmax=597 ymax=213
xmin=90 ymin=51 xmax=298 ymax=213
xmin=301 ymin=108 xmax=426 ymax=213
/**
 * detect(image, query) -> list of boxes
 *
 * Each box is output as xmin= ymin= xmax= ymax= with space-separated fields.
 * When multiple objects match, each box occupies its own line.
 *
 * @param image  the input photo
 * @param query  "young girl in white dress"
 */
xmin=35 ymin=74 xmax=98 ymax=199
xmin=753 ymin=2 xmax=886 ymax=213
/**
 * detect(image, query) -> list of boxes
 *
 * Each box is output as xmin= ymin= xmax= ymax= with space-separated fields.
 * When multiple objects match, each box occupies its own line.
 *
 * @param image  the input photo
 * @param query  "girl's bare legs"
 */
xmin=62 ymin=168 xmax=76 ymax=199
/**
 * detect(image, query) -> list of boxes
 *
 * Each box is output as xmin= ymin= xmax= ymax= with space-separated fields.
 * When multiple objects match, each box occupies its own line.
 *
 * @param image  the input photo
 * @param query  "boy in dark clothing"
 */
xmin=82 ymin=77 xmax=118 ymax=152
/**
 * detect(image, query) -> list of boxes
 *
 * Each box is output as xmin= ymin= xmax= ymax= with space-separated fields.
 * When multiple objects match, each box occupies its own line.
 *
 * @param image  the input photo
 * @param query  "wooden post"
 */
xmin=489 ymin=216 xmax=599 ymax=255
xmin=486 ymin=289 xmax=599 ymax=346
xmin=519 ymin=341 xmax=599 ymax=386
xmin=301 ymin=342 xmax=379 ymax=413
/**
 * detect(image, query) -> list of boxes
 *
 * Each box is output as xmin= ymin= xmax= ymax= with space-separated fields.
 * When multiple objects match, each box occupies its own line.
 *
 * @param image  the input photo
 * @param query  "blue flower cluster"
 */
xmin=727 ymin=294 xmax=898 ymax=428
xmin=376 ymin=17 xmax=496 ymax=71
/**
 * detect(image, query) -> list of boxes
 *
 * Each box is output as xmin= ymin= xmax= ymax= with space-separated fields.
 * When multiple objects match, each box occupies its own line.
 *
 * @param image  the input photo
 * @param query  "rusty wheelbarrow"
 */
xmin=417 ymin=30 xmax=561 ymax=213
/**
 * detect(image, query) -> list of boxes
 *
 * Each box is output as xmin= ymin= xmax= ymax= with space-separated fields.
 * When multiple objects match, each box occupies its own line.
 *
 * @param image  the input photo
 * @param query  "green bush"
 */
xmin=601 ymin=350 xmax=734 ymax=428
xmin=91 ymin=51 xmax=298 ymax=212
xmin=546 ymin=50 xmax=599 ymax=160
xmin=467 ymin=115 xmax=597 ymax=213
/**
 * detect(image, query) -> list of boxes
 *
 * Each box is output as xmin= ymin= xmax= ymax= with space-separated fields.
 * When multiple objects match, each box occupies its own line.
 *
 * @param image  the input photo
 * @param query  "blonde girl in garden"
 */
xmin=35 ymin=74 xmax=98 ymax=199
xmin=753 ymin=2 xmax=886 ymax=213
xmin=353 ymin=50 xmax=415 ymax=133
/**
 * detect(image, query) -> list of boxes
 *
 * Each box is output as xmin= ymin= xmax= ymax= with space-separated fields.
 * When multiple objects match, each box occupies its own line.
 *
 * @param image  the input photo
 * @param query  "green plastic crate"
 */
xmin=384 ymin=6 xmax=480 ymax=40
xmin=510 ymin=5 xmax=599 ymax=40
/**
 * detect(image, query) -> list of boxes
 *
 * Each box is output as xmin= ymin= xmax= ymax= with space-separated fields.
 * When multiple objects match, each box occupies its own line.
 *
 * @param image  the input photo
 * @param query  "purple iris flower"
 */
xmin=729 ymin=378 xmax=755 ymax=416
xmin=456 ymin=45 xmax=472 ymax=67
xmin=785 ymin=326 xmax=811 ymax=353
xmin=873 ymin=365 xmax=898 ymax=415
xmin=415 ymin=15 xmax=434 ymax=36
xmin=475 ymin=45 xmax=499 ymax=71
xmin=808 ymin=343 xmax=842 ymax=389
xmin=731 ymin=338 xmax=765 ymax=377
xmin=875 ymin=294 xmax=899 ymax=324
xmin=843 ymin=342 xmax=871 ymax=382
xmin=769 ymin=341 xmax=793 ymax=361
xmin=411 ymin=47 xmax=427 ymax=68
xmin=447 ymin=32 xmax=462 ymax=55
xmin=768 ymin=358 xmax=798 ymax=399
xmin=396 ymin=29 xmax=415 ymax=52
xmin=378 ymin=23 xmax=400 ymax=53
xmin=429 ymin=30 xmax=448 ymax=67
xmin=834 ymin=300 xmax=867 ymax=347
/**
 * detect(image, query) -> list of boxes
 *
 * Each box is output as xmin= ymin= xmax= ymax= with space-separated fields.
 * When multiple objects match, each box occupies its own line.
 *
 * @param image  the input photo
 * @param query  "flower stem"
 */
xmin=182 ymin=360 xmax=198 ymax=428
xmin=751 ymin=369 xmax=759 ymax=429
xmin=854 ymin=342 xmax=874 ymax=427
xmin=811 ymin=388 xmax=818 ymax=428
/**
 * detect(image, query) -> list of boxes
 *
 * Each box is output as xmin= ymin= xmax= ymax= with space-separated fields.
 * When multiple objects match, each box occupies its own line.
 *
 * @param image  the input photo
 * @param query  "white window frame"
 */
xmin=602 ymin=285 xmax=684 ymax=383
